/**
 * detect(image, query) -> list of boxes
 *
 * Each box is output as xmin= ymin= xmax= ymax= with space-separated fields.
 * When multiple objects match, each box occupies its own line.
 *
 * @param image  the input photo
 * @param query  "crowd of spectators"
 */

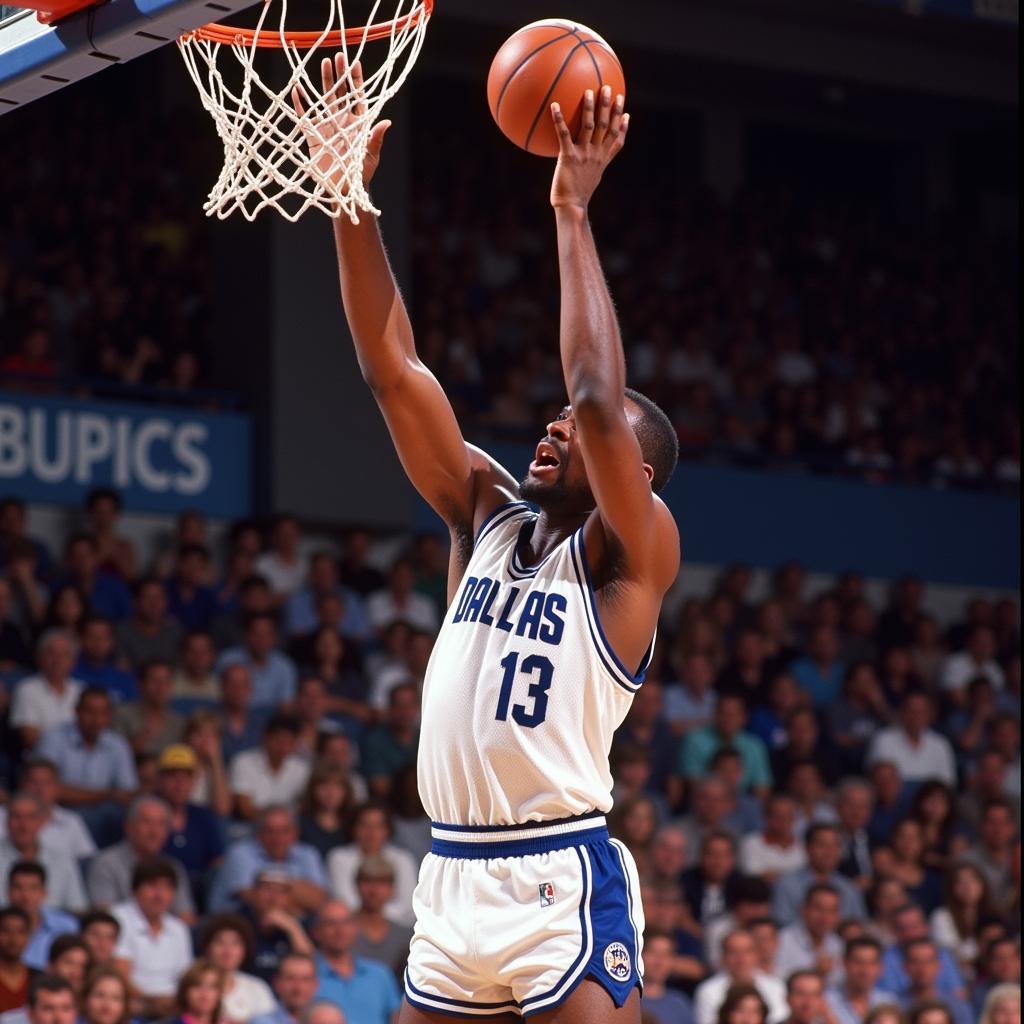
xmin=0 ymin=486 xmax=1020 ymax=1024
xmin=0 ymin=90 xmax=215 ymax=404
xmin=410 ymin=110 xmax=1020 ymax=494
xmin=2 ymin=81 xmax=1018 ymax=492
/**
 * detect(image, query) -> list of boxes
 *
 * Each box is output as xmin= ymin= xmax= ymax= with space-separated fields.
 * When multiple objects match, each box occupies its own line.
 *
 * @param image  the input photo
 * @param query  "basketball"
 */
xmin=487 ymin=19 xmax=626 ymax=158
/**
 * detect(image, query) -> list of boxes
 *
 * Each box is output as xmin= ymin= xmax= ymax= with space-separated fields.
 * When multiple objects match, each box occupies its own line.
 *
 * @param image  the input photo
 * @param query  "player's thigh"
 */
xmin=398 ymin=998 xmax=521 ymax=1024
xmin=530 ymin=979 xmax=641 ymax=1024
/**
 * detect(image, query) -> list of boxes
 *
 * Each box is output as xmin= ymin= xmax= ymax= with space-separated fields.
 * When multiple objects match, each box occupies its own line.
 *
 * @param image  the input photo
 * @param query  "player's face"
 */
xmin=519 ymin=400 xmax=645 ymax=510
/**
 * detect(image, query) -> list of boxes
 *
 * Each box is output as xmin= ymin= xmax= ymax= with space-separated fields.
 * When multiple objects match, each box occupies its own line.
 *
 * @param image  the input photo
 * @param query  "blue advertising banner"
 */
xmin=0 ymin=390 xmax=252 ymax=517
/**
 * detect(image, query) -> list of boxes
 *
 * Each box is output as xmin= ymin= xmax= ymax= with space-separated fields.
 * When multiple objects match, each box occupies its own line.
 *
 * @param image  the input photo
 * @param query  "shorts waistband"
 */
xmin=430 ymin=811 xmax=609 ymax=859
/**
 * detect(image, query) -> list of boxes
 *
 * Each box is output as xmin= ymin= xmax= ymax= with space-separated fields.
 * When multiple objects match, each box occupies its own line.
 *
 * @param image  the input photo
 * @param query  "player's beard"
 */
xmin=518 ymin=470 xmax=569 ymax=507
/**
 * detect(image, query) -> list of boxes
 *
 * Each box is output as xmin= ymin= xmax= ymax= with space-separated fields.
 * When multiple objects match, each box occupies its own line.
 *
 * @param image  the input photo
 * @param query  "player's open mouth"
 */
xmin=530 ymin=443 xmax=561 ymax=475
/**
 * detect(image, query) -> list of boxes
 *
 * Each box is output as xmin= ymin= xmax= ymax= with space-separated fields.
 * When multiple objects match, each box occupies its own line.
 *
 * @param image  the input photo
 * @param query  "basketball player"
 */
xmin=296 ymin=60 xmax=680 ymax=1023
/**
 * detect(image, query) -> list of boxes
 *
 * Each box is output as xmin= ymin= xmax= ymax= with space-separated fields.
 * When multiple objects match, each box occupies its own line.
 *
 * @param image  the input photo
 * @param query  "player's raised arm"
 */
xmin=550 ymin=87 xmax=677 ymax=579
xmin=295 ymin=56 xmax=517 ymax=537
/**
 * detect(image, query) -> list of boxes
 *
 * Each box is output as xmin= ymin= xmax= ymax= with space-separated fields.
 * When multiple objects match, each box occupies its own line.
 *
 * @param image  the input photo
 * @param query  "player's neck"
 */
xmin=525 ymin=510 xmax=588 ymax=563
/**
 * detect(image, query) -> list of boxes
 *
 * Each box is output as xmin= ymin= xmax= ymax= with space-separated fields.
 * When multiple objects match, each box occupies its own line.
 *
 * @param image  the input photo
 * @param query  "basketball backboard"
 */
xmin=0 ymin=0 xmax=258 ymax=112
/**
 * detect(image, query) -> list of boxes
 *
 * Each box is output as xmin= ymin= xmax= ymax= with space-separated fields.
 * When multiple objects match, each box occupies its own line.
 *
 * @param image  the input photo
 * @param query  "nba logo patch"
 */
xmin=538 ymin=882 xmax=556 ymax=906
xmin=603 ymin=942 xmax=631 ymax=981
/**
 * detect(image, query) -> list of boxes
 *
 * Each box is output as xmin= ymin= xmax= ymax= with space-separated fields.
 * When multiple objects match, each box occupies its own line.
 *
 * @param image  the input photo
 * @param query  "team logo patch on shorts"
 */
xmin=603 ymin=941 xmax=631 ymax=981
xmin=538 ymin=882 xmax=556 ymax=906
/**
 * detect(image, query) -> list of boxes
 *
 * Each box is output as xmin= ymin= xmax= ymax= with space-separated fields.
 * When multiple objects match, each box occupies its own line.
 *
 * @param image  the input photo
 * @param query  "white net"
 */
xmin=177 ymin=0 xmax=431 ymax=222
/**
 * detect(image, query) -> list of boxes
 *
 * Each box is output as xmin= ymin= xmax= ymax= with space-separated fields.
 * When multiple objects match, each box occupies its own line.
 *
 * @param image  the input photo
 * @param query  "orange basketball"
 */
xmin=487 ymin=19 xmax=626 ymax=158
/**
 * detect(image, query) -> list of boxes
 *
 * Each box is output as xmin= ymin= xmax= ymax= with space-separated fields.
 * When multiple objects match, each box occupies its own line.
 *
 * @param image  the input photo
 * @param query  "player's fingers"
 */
xmin=606 ymin=93 xmax=625 ymax=142
xmin=591 ymin=85 xmax=612 ymax=145
xmin=367 ymin=119 xmax=391 ymax=160
xmin=320 ymin=56 xmax=335 ymax=100
xmin=291 ymin=85 xmax=307 ymax=120
xmin=578 ymin=89 xmax=595 ymax=145
xmin=351 ymin=60 xmax=368 ymax=117
xmin=612 ymin=111 xmax=630 ymax=153
xmin=551 ymin=103 xmax=573 ymax=153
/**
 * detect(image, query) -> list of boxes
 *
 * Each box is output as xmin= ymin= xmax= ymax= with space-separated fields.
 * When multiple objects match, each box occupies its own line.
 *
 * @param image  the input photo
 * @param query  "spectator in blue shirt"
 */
xmin=218 ymin=664 xmax=268 ymax=764
xmin=6 ymin=860 xmax=79 ymax=969
xmin=879 ymin=905 xmax=966 ymax=1000
xmin=897 ymin=939 xmax=973 ymax=1024
xmin=313 ymin=901 xmax=400 ymax=1024
xmin=217 ymin=614 xmax=298 ymax=709
xmin=773 ymin=824 xmax=867 ymax=926
xmin=251 ymin=953 xmax=321 ymax=1024
xmin=284 ymin=552 xmax=373 ymax=645
xmin=789 ymin=624 xmax=846 ymax=710
xmin=57 ymin=535 xmax=132 ymax=622
xmin=73 ymin=618 xmax=137 ymax=704
xmin=36 ymin=687 xmax=137 ymax=808
xmin=679 ymin=693 xmax=773 ymax=798
xmin=641 ymin=930 xmax=697 ymax=1024
xmin=165 ymin=545 xmax=219 ymax=633
xmin=154 ymin=744 xmax=226 ymax=881
xmin=209 ymin=807 xmax=327 ymax=914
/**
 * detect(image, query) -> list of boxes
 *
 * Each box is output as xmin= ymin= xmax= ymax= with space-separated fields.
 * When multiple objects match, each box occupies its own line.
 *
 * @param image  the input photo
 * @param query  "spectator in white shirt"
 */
xmin=198 ymin=914 xmax=276 ymax=1023
xmin=740 ymin=793 xmax=807 ymax=882
xmin=776 ymin=884 xmax=845 ymax=988
xmin=0 ymin=758 xmax=95 ymax=860
xmin=866 ymin=692 xmax=956 ymax=787
xmin=255 ymin=517 xmax=308 ymax=601
xmin=112 ymin=860 xmax=193 ymax=1020
xmin=327 ymin=803 xmax=418 ymax=929
xmin=939 ymin=626 xmax=1005 ymax=699
xmin=9 ymin=630 xmax=83 ymax=750
xmin=0 ymin=793 xmax=87 ymax=913
xmin=694 ymin=929 xmax=789 ymax=1024
xmin=230 ymin=714 xmax=311 ymax=822
xmin=366 ymin=559 xmax=439 ymax=636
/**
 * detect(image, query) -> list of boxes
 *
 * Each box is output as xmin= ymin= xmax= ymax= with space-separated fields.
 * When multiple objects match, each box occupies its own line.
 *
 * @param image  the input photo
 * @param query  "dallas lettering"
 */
xmin=451 ymin=575 xmax=566 ymax=646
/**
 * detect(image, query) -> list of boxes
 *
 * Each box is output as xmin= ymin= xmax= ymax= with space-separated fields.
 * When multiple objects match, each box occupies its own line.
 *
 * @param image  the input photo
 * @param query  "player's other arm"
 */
xmin=550 ymin=88 xmax=677 ymax=578
xmin=298 ymin=57 xmax=516 ymax=532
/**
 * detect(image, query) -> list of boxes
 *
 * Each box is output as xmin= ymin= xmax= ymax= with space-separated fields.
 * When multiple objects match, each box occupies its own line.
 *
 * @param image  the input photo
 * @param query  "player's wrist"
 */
xmin=552 ymin=201 xmax=589 ymax=219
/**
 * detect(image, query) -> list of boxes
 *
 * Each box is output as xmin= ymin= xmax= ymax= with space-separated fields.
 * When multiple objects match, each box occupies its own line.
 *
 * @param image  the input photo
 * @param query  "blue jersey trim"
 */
xmin=431 ymin=825 xmax=609 ymax=860
xmin=474 ymin=501 xmax=533 ymax=548
xmin=568 ymin=530 xmax=645 ymax=694
xmin=431 ymin=810 xmax=605 ymax=834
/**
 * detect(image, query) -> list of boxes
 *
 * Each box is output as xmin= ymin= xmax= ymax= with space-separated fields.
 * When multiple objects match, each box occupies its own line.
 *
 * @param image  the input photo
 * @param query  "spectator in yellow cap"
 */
xmin=155 ymin=745 xmax=227 ymax=889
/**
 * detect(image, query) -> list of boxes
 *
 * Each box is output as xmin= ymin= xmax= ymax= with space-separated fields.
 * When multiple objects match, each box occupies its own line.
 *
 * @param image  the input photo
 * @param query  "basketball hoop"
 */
xmin=178 ymin=0 xmax=433 ymax=222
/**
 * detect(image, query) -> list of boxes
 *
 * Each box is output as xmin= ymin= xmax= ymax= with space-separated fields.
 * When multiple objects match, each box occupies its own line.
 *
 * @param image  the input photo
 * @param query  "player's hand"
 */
xmin=292 ymin=54 xmax=390 ymax=191
xmin=550 ymin=85 xmax=628 ymax=211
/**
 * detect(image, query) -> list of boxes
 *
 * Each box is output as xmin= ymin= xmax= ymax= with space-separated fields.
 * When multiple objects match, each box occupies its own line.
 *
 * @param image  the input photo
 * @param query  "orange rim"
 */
xmin=183 ymin=0 xmax=432 ymax=48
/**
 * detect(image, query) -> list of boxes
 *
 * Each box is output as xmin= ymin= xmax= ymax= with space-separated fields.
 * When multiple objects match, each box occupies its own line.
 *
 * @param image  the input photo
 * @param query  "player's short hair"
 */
xmin=623 ymin=388 xmax=678 ymax=493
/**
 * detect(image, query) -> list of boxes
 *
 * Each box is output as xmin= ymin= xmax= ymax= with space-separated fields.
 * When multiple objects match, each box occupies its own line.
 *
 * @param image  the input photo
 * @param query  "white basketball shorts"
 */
xmin=404 ymin=812 xmax=645 ymax=1018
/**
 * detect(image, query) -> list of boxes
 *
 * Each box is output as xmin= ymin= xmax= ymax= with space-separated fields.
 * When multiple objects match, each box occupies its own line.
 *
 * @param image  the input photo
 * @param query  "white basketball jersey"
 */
xmin=418 ymin=501 xmax=654 ymax=826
